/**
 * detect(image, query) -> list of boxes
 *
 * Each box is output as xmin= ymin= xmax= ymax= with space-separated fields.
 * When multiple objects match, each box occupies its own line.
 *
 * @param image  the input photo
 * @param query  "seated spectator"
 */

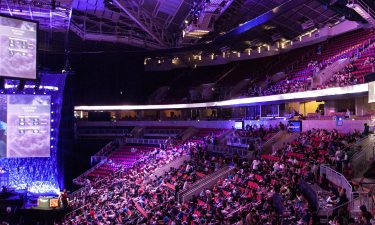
xmin=360 ymin=205 xmax=373 ymax=224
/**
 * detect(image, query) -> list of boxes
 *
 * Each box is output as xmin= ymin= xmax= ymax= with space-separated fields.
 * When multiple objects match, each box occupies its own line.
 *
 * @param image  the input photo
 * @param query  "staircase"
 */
xmin=312 ymin=58 xmax=350 ymax=88
xmin=227 ymin=78 xmax=251 ymax=99
xmin=261 ymin=131 xmax=297 ymax=155
xmin=350 ymin=135 xmax=375 ymax=178
xmin=179 ymin=127 xmax=198 ymax=141
xmin=130 ymin=126 xmax=144 ymax=138
xmin=217 ymin=129 xmax=235 ymax=144
xmin=147 ymin=86 xmax=170 ymax=104
xmin=178 ymin=166 xmax=235 ymax=202
xmin=347 ymin=0 xmax=375 ymax=26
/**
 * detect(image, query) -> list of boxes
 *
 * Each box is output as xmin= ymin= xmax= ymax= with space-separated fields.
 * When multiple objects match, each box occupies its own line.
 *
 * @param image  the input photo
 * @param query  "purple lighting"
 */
xmin=0 ymin=72 xmax=67 ymax=194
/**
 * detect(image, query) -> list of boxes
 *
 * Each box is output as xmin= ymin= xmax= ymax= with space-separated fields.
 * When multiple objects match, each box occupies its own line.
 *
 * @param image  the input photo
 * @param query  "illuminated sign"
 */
xmin=75 ymin=83 xmax=368 ymax=111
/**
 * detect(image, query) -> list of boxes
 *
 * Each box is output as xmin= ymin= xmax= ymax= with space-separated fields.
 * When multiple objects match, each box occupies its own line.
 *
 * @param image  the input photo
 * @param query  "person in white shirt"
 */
xmin=273 ymin=162 xmax=280 ymax=172
xmin=279 ymin=163 xmax=285 ymax=170
xmin=183 ymin=181 xmax=189 ymax=190
xmin=185 ymin=163 xmax=191 ymax=172
xmin=252 ymin=159 xmax=260 ymax=170
xmin=345 ymin=109 xmax=350 ymax=119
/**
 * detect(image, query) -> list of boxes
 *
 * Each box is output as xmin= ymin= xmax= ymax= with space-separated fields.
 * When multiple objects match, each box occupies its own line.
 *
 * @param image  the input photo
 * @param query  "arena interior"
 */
xmin=1 ymin=0 xmax=375 ymax=224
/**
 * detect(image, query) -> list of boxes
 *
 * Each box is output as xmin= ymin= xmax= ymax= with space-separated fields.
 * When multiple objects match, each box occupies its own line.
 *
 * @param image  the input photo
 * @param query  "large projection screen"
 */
xmin=0 ymin=15 xmax=37 ymax=79
xmin=0 ymin=95 xmax=50 ymax=158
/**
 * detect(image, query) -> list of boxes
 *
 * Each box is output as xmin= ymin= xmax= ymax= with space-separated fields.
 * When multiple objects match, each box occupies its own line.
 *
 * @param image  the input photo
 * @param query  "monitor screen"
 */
xmin=234 ymin=121 xmax=244 ymax=129
xmin=0 ymin=94 xmax=50 ymax=158
xmin=0 ymin=15 xmax=37 ymax=79
xmin=288 ymin=120 xmax=302 ymax=132
xmin=49 ymin=198 xmax=59 ymax=208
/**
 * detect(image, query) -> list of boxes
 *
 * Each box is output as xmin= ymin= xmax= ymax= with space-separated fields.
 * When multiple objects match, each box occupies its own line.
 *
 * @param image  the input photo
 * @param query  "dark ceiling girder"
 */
xmin=146 ymin=0 xmax=309 ymax=55
xmin=317 ymin=0 xmax=366 ymax=22
xmin=213 ymin=0 xmax=308 ymax=43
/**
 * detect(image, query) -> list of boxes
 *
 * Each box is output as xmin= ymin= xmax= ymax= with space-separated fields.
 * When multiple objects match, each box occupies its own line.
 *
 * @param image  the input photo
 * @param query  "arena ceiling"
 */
xmin=0 ymin=0 xmax=370 ymax=51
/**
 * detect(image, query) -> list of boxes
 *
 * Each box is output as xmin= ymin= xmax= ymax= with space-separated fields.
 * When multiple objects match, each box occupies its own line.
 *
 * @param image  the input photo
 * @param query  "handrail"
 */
xmin=180 ymin=166 xmax=235 ymax=202
xmin=69 ymin=186 xmax=88 ymax=200
xmin=321 ymin=191 xmax=371 ymax=223
xmin=349 ymin=135 xmax=373 ymax=177
xmin=73 ymin=160 xmax=107 ymax=185
xmin=64 ymin=203 xmax=90 ymax=220
xmin=178 ymin=166 xmax=229 ymax=199
xmin=93 ymin=139 xmax=118 ymax=157
xmin=350 ymin=136 xmax=370 ymax=160
xmin=124 ymin=137 xmax=167 ymax=145
xmin=320 ymin=165 xmax=352 ymax=201
xmin=323 ymin=196 xmax=357 ymax=220
xmin=357 ymin=0 xmax=375 ymax=18
xmin=207 ymin=144 xmax=255 ymax=158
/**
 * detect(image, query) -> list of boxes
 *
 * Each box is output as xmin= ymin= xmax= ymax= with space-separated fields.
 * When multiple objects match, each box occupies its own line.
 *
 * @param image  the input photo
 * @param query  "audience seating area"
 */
xmin=256 ymin=29 xmax=375 ymax=97
xmin=64 ymin=125 xmax=371 ymax=225
xmin=191 ymin=128 xmax=229 ymax=144
xmin=75 ymin=145 xmax=154 ymax=181
xmin=145 ymin=29 xmax=375 ymax=104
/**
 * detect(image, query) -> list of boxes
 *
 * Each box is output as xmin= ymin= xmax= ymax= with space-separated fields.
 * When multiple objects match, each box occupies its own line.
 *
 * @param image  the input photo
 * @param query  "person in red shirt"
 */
xmin=59 ymin=189 xmax=69 ymax=208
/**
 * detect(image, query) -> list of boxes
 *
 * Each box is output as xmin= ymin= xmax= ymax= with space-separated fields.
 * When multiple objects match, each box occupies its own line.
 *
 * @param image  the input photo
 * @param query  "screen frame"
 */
xmin=288 ymin=120 xmax=302 ymax=132
xmin=1 ymin=94 xmax=51 ymax=158
xmin=0 ymin=13 xmax=39 ymax=80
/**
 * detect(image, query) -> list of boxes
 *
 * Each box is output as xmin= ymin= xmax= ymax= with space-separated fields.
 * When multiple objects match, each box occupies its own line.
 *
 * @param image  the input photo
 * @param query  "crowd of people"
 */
xmin=320 ymin=62 xmax=358 ymax=88
xmin=56 ymin=125 xmax=375 ymax=225
xmin=240 ymin=35 xmax=375 ymax=99
xmin=227 ymin=123 xmax=285 ymax=151
xmin=63 ymin=142 xmax=198 ymax=224
xmin=272 ymin=129 xmax=363 ymax=179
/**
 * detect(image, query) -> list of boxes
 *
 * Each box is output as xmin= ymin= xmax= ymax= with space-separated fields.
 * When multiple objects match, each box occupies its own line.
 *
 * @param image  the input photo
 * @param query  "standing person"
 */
xmin=59 ymin=189 xmax=69 ymax=208
xmin=360 ymin=205 xmax=373 ymax=224
xmin=363 ymin=123 xmax=370 ymax=136
xmin=345 ymin=109 xmax=350 ymax=119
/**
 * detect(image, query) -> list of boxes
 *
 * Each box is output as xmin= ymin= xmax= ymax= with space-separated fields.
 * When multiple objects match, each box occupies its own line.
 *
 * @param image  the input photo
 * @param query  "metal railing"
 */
xmin=64 ymin=203 xmax=90 ymax=220
xmin=320 ymin=191 xmax=372 ymax=224
xmin=144 ymin=128 xmax=183 ymax=136
xmin=179 ymin=166 xmax=235 ymax=202
xmin=207 ymin=144 xmax=255 ymax=158
xmin=350 ymin=136 xmax=374 ymax=178
xmin=153 ymin=155 xmax=191 ymax=178
xmin=77 ymin=128 xmax=130 ymax=136
xmin=90 ymin=139 xmax=120 ymax=164
xmin=268 ymin=131 xmax=297 ymax=155
xmin=177 ymin=166 xmax=229 ymax=202
xmin=72 ymin=160 xmax=107 ymax=185
xmin=354 ymin=0 xmax=375 ymax=19
xmin=320 ymin=165 xmax=352 ymax=201
xmin=123 ymin=137 xmax=167 ymax=145
xmin=226 ymin=136 xmax=260 ymax=148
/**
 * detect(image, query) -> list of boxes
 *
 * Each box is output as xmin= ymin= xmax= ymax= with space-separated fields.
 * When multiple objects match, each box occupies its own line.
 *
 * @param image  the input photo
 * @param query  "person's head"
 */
xmin=360 ymin=204 xmax=367 ymax=212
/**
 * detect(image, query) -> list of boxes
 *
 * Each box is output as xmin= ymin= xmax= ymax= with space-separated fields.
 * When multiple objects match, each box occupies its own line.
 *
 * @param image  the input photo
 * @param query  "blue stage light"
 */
xmin=0 ymin=72 xmax=66 ymax=195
